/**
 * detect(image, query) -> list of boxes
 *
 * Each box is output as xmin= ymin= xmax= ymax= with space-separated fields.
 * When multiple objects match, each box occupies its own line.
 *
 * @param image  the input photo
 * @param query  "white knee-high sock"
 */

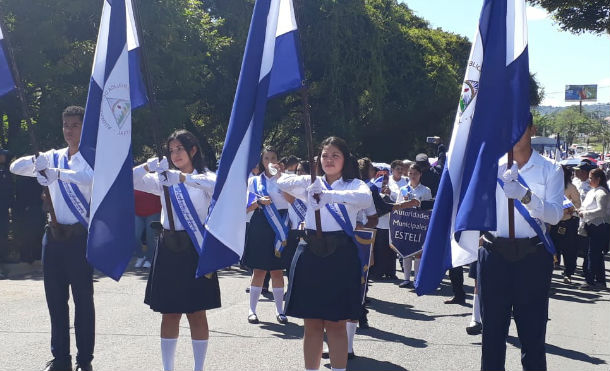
xmin=403 ymin=257 xmax=412 ymax=281
xmin=472 ymin=293 xmax=481 ymax=323
xmin=192 ymin=339 xmax=208 ymax=371
xmin=161 ymin=338 xmax=178 ymax=371
xmin=414 ymin=258 xmax=421 ymax=281
xmin=272 ymin=287 xmax=285 ymax=315
xmin=346 ymin=321 xmax=357 ymax=353
xmin=331 ymin=368 xmax=346 ymax=371
xmin=249 ymin=286 xmax=262 ymax=315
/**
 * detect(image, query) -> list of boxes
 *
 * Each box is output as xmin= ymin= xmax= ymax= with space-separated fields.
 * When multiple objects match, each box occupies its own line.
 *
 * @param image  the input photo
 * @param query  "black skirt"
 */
xmin=145 ymin=230 xmax=221 ymax=314
xmin=369 ymin=228 xmax=395 ymax=277
xmin=282 ymin=229 xmax=303 ymax=272
xmin=468 ymin=260 xmax=478 ymax=279
xmin=242 ymin=208 xmax=288 ymax=271
xmin=285 ymin=231 xmax=362 ymax=321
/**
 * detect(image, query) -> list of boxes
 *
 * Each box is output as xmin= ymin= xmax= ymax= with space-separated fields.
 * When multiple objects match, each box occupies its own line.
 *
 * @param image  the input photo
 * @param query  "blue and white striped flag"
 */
xmin=197 ymin=0 xmax=304 ymax=276
xmin=415 ymin=0 xmax=531 ymax=295
xmin=0 ymin=25 xmax=16 ymax=97
xmin=79 ymin=0 xmax=148 ymax=280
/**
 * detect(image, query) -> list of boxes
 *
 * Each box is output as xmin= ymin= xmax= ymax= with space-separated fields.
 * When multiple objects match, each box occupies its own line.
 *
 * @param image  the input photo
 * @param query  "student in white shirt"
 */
xmin=133 ymin=130 xmax=219 ymax=371
xmin=10 ymin=106 xmax=95 ymax=371
xmin=277 ymin=136 xmax=372 ymax=371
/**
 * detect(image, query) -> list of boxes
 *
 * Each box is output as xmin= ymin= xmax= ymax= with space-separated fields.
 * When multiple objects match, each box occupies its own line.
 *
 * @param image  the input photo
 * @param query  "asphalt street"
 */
xmin=1 ymin=257 xmax=609 ymax=371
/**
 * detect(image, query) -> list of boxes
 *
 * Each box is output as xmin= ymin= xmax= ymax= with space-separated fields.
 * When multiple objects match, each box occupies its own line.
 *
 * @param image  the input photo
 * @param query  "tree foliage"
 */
xmin=529 ymin=0 xmax=610 ymax=34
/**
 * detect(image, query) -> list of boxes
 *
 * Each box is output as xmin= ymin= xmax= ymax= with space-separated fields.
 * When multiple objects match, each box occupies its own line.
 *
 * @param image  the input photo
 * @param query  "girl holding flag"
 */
xmin=243 ymin=146 xmax=291 ymax=325
xmin=133 ymin=129 xmax=219 ymax=371
xmin=277 ymin=136 xmax=372 ymax=371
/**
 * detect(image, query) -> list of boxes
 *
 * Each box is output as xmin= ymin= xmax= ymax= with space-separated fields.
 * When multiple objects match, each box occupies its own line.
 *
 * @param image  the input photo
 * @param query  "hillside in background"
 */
xmin=535 ymin=103 xmax=610 ymax=117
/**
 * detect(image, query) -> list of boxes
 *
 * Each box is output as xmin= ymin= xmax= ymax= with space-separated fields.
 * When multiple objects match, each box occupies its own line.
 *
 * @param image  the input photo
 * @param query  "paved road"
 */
xmin=1 ymin=257 xmax=609 ymax=371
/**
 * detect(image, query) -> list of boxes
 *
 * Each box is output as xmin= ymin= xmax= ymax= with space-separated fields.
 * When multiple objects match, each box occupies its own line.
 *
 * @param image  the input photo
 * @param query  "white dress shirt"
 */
xmin=573 ymin=177 xmax=592 ymax=203
xmin=493 ymin=151 xmax=563 ymax=238
xmin=580 ymin=187 xmax=610 ymax=226
xmin=277 ymin=174 xmax=372 ymax=232
xmin=133 ymin=165 xmax=215 ymax=230
xmin=10 ymin=147 xmax=93 ymax=225
xmin=248 ymin=173 xmax=291 ymax=210
xmin=396 ymin=183 xmax=432 ymax=203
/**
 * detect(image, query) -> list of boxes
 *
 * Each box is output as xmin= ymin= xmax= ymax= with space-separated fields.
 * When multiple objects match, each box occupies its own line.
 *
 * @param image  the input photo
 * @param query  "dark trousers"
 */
xmin=550 ymin=218 xmax=578 ymax=277
xmin=478 ymin=241 xmax=553 ymax=371
xmin=584 ymin=223 xmax=608 ymax=285
xmin=449 ymin=266 xmax=465 ymax=299
xmin=42 ymin=227 xmax=95 ymax=366
xmin=370 ymin=228 xmax=396 ymax=277
xmin=577 ymin=234 xmax=589 ymax=277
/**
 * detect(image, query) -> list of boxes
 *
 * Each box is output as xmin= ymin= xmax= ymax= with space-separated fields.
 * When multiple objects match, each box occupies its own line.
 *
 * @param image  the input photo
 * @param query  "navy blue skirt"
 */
xmin=242 ymin=208 xmax=288 ymax=271
xmin=285 ymin=231 xmax=361 ymax=321
xmin=145 ymin=230 xmax=221 ymax=314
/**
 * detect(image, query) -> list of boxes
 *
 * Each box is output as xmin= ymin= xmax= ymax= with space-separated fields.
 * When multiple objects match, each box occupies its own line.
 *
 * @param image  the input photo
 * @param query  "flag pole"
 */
xmin=507 ymin=149 xmax=515 ymax=238
xmin=130 ymin=0 xmax=176 ymax=231
xmin=0 ymin=17 xmax=58 ymax=225
xmin=293 ymin=0 xmax=322 ymax=236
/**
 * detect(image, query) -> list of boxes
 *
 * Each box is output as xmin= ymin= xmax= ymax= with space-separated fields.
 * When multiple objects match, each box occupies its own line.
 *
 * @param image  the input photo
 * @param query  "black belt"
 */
xmin=47 ymin=222 xmax=87 ymax=241
xmin=303 ymin=229 xmax=351 ymax=258
xmin=482 ymin=232 xmax=542 ymax=262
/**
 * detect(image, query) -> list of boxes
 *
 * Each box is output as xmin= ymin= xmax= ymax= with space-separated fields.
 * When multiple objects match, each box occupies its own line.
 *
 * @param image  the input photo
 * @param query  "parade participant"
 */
xmin=578 ymin=168 xmax=609 ymax=290
xmin=278 ymin=136 xmax=372 ymax=371
xmin=10 ymin=106 xmax=95 ymax=371
xmin=401 ymin=159 xmax=413 ymax=179
xmin=283 ymin=160 xmax=309 ymax=276
xmin=572 ymin=161 xmax=595 ymax=277
xmin=242 ymin=147 xmax=291 ymax=325
xmin=133 ymin=129 xmax=220 ymax=371
xmin=394 ymin=163 xmax=432 ymax=288
xmin=478 ymin=120 xmax=563 ymax=371
xmin=549 ymin=166 xmax=580 ymax=283
xmin=133 ymin=190 xmax=161 ymax=269
xmin=388 ymin=159 xmax=407 ymax=192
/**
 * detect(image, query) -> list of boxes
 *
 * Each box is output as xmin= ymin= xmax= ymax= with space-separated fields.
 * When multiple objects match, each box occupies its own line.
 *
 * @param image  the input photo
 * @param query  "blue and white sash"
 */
xmin=53 ymin=153 xmax=89 ymax=227
xmin=253 ymin=176 xmax=290 ymax=256
xmin=168 ymin=183 xmax=206 ymax=255
xmin=497 ymin=176 xmax=556 ymax=255
xmin=291 ymin=199 xmax=307 ymax=226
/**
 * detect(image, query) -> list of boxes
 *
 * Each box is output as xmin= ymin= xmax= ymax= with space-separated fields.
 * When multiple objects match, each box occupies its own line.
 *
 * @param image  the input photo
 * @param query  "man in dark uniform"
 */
xmin=478 ymin=120 xmax=563 ymax=370
xmin=10 ymin=106 xmax=95 ymax=371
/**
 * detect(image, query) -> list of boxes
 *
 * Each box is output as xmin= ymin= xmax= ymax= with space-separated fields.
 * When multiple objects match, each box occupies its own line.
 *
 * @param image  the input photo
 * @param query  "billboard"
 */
xmin=565 ymin=85 xmax=597 ymax=102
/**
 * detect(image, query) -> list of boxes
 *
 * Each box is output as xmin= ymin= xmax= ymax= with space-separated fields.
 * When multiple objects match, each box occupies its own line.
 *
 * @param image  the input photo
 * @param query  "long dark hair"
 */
xmin=590 ymin=168 xmax=609 ymax=192
xmin=316 ymin=136 xmax=360 ymax=181
xmin=166 ymin=129 xmax=206 ymax=173
xmin=257 ymin=146 xmax=279 ymax=174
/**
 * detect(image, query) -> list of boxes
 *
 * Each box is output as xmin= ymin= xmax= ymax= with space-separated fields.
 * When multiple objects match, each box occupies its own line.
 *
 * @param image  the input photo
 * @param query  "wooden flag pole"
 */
xmin=301 ymin=89 xmax=323 ymax=237
xmin=0 ymin=17 xmax=58 ymax=225
xmin=130 ymin=0 xmax=175 ymax=230
xmin=507 ymin=149 xmax=515 ymax=239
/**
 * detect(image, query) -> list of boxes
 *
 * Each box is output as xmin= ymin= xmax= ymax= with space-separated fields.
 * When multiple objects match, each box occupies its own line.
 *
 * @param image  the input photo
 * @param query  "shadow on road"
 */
xmin=506 ymin=335 xmax=607 ymax=365
xmin=322 ymin=355 xmax=408 ymax=370
xmin=357 ymin=327 xmax=427 ymax=348
xmin=368 ymin=297 xmax=471 ymax=321
xmin=258 ymin=321 xmax=303 ymax=340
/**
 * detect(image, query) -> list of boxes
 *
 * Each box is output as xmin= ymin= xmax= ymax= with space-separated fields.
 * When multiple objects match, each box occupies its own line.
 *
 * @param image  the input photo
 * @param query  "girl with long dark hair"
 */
xmin=277 ymin=136 xmax=372 ymax=371
xmin=133 ymin=129 xmax=220 ymax=371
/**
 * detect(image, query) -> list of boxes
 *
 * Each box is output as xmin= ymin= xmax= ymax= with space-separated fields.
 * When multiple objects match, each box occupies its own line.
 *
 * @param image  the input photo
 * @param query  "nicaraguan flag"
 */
xmin=197 ymin=0 xmax=304 ymax=276
xmin=0 ymin=25 xmax=16 ymax=97
xmin=79 ymin=0 xmax=148 ymax=280
xmin=415 ymin=0 xmax=530 ymax=295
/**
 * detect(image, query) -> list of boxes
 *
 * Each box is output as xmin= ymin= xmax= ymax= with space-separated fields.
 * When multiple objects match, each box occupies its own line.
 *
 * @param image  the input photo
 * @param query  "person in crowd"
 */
xmin=401 ymin=160 xmax=413 ymax=179
xmin=134 ymin=129 xmax=220 ymax=371
xmin=13 ymin=175 xmax=45 ymax=263
xmin=572 ymin=161 xmax=595 ymax=277
xmin=550 ymin=166 xmax=581 ymax=284
xmin=278 ymin=136 xmax=372 ymax=371
xmin=297 ymin=160 xmax=310 ymax=176
xmin=282 ymin=155 xmax=301 ymax=174
xmin=394 ymin=163 xmax=432 ymax=288
xmin=134 ymin=189 xmax=161 ymax=269
xmin=388 ymin=159 xmax=407 ymax=192
xmin=578 ymin=168 xmax=609 ymax=290
xmin=10 ymin=106 xmax=95 ymax=371
xmin=243 ymin=147 xmax=291 ymax=325
xmin=478 ymin=118 xmax=563 ymax=371
xmin=0 ymin=148 xmax=14 ymax=261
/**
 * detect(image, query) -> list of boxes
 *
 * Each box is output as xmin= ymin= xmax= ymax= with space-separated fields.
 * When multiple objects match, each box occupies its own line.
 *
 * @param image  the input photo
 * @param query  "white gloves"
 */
xmin=307 ymin=178 xmax=333 ymax=210
xmin=36 ymin=168 xmax=59 ymax=186
xmin=146 ymin=156 xmax=169 ymax=172
xmin=34 ymin=155 xmax=49 ymax=172
xmin=158 ymin=169 xmax=181 ymax=187
xmin=501 ymin=163 xmax=528 ymax=200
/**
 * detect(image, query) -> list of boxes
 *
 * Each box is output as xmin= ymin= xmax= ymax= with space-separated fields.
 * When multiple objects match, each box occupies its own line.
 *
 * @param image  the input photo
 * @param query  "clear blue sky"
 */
xmin=402 ymin=0 xmax=610 ymax=107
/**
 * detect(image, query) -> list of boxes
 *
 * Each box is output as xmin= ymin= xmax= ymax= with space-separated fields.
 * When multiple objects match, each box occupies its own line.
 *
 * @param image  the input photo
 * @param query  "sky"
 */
xmin=402 ymin=0 xmax=610 ymax=107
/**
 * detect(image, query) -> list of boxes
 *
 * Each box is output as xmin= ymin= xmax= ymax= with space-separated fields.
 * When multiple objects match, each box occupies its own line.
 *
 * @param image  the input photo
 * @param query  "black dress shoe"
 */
xmin=466 ymin=321 xmax=482 ymax=335
xmin=444 ymin=296 xmax=465 ymax=304
xmin=399 ymin=281 xmax=412 ymax=288
xmin=43 ymin=359 xmax=72 ymax=371
xmin=248 ymin=313 xmax=259 ymax=324
xmin=276 ymin=314 xmax=288 ymax=324
xmin=358 ymin=318 xmax=369 ymax=329
xmin=321 ymin=349 xmax=329 ymax=359
xmin=74 ymin=363 xmax=92 ymax=371
xmin=348 ymin=351 xmax=356 ymax=359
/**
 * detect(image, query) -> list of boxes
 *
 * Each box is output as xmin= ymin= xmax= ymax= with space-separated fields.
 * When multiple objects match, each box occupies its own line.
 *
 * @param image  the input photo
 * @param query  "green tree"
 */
xmin=529 ymin=0 xmax=610 ymax=34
